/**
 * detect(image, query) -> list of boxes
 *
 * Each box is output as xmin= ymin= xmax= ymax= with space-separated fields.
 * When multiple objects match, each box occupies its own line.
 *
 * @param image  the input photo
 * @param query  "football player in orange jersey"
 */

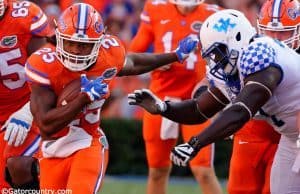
xmin=128 ymin=1 xmax=223 ymax=194
xmin=0 ymin=0 xmax=53 ymax=190
xmin=59 ymin=0 xmax=109 ymax=12
xmin=256 ymin=0 xmax=300 ymax=193
xmin=258 ymin=0 xmax=300 ymax=50
xmin=25 ymin=3 xmax=198 ymax=193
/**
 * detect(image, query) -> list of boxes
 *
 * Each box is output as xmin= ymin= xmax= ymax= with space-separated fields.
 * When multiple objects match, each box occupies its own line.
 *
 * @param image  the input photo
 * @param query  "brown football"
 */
xmin=56 ymin=76 xmax=98 ymax=106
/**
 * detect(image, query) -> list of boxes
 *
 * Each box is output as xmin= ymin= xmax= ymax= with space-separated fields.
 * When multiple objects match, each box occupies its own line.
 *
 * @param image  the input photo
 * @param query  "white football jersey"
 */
xmin=207 ymin=36 xmax=300 ymax=140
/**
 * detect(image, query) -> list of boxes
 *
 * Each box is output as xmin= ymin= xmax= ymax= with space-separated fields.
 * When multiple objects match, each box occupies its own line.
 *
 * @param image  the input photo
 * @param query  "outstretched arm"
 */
xmin=128 ymin=86 xmax=229 ymax=124
xmin=118 ymin=52 xmax=178 ymax=76
xmin=161 ymin=86 xmax=228 ymax=124
xmin=171 ymin=66 xmax=281 ymax=166
xmin=118 ymin=36 xmax=198 ymax=76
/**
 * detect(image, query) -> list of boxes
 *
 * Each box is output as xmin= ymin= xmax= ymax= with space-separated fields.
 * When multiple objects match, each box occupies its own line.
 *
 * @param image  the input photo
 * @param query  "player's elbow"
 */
xmin=34 ymin=117 xmax=58 ymax=138
xmin=36 ymin=122 xmax=52 ymax=137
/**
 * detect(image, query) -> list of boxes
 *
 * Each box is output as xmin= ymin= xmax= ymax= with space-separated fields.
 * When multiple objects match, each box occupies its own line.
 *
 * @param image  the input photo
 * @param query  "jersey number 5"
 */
xmin=0 ymin=48 xmax=26 ymax=89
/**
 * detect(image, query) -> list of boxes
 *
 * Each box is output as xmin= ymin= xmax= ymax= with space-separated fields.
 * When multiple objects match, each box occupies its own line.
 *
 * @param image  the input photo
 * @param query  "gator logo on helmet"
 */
xmin=191 ymin=21 xmax=202 ymax=33
xmin=102 ymin=68 xmax=117 ymax=80
xmin=95 ymin=21 xmax=104 ymax=34
xmin=287 ymin=8 xmax=300 ymax=20
xmin=58 ymin=19 xmax=67 ymax=32
xmin=0 ymin=35 xmax=17 ymax=48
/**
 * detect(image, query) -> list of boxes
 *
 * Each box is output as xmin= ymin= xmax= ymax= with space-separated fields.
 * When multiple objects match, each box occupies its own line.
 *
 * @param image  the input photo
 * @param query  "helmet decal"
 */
xmin=213 ymin=18 xmax=237 ymax=33
xmin=287 ymin=7 xmax=300 ymax=20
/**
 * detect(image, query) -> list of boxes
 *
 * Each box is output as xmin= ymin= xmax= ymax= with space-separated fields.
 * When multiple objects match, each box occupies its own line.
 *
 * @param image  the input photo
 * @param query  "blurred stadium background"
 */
xmin=29 ymin=0 xmax=266 ymax=193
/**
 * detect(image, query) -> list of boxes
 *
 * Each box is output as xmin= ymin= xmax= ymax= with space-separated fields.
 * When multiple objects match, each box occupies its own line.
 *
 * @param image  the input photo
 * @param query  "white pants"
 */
xmin=271 ymin=135 xmax=300 ymax=194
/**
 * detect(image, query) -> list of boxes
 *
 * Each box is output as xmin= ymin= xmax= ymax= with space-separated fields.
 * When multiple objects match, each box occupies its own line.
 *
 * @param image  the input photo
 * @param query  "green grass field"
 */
xmin=101 ymin=176 xmax=228 ymax=194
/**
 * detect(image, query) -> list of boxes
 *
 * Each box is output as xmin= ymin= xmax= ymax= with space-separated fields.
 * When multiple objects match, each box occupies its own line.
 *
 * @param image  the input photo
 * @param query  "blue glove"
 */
xmin=80 ymin=74 xmax=108 ymax=102
xmin=175 ymin=36 xmax=199 ymax=63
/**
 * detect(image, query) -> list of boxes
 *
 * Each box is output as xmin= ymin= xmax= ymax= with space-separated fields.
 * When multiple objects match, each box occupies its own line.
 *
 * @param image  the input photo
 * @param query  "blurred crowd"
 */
xmin=30 ymin=0 xmax=266 ymax=119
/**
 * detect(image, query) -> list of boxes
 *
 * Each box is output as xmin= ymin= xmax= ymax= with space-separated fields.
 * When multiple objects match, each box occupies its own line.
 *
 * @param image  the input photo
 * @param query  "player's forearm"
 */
xmin=118 ymin=52 xmax=178 ymax=76
xmin=33 ymin=93 xmax=90 ymax=137
xmin=192 ymin=105 xmax=250 ymax=150
xmin=161 ymin=99 xmax=207 ymax=124
xmin=131 ymin=52 xmax=178 ymax=68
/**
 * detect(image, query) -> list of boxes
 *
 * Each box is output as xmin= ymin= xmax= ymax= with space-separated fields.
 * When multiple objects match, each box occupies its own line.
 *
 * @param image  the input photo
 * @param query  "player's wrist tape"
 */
xmin=175 ymin=48 xmax=188 ymax=63
xmin=188 ymin=136 xmax=202 ymax=152
xmin=297 ymin=135 xmax=300 ymax=148
xmin=157 ymin=100 xmax=169 ymax=113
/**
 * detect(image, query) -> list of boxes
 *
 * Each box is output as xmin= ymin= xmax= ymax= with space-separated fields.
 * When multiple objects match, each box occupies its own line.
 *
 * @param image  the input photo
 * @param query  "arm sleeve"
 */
xmin=28 ymin=2 xmax=53 ymax=37
xmin=128 ymin=1 xmax=154 ymax=52
xmin=240 ymin=41 xmax=277 ymax=78
xmin=25 ymin=53 xmax=51 ymax=87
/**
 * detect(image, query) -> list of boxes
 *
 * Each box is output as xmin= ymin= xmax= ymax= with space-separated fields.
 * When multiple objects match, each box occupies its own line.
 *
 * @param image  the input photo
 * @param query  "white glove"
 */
xmin=128 ymin=89 xmax=167 ymax=114
xmin=297 ymin=135 xmax=300 ymax=148
xmin=170 ymin=143 xmax=196 ymax=167
xmin=1 ymin=102 xmax=33 ymax=147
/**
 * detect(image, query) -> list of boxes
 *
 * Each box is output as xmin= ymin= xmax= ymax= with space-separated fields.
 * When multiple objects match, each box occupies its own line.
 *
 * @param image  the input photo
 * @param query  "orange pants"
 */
xmin=227 ymin=120 xmax=279 ymax=194
xmin=143 ymin=111 xmax=214 ymax=168
xmin=0 ymin=126 xmax=40 ymax=189
xmin=40 ymin=138 xmax=109 ymax=194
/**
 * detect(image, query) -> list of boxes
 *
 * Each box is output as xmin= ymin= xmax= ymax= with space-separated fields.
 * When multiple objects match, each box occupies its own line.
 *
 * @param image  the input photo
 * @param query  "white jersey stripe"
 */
xmin=140 ymin=13 xmax=150 ymax=23
xmin=22 ymin=136 xmax=41 ymax=156
xmin=30 ymin=13 xmax=47 ymax=31
xmin=25 ymin=66 xmax=51 ymax=85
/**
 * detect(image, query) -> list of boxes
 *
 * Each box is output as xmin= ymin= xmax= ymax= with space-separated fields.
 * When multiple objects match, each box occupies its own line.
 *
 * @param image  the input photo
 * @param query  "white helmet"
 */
xmin=169 ymin=0 xmax=204 ymax=6
xmin=200 ymin=9 xmax=256 ymax=81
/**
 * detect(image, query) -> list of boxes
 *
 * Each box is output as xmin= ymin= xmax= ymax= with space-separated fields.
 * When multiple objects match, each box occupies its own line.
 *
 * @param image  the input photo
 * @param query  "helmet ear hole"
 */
xmin=236 ymin=32 xmax=241 ymax=41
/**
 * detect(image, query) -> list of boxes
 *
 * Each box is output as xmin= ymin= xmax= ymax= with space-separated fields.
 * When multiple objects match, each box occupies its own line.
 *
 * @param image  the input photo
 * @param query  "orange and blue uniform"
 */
xmin=129 ymin=0 xmax=221 ymax=168
xmin=228 ymin=120 xmax=280 ymax=194
xmin=25 ymin=35 xmax=125 ymax=193
xmin=0 ymin=0 xmax=52 ymax=188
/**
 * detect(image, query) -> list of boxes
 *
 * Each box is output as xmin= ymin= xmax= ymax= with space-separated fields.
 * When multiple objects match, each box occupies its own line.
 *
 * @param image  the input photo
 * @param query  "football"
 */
xmin=56 ymin=76 xmax=98 ymax=106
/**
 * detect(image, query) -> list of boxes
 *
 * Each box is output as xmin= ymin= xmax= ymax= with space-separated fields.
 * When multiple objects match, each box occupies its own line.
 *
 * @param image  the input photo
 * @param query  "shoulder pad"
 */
xmin=240 ymin=40 xmax=276 ymax=77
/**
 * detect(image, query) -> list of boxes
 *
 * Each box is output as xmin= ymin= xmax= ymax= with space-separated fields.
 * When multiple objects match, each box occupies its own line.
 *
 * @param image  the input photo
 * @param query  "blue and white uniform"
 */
xmin=209 ymin=36 xmax=300 ymax=194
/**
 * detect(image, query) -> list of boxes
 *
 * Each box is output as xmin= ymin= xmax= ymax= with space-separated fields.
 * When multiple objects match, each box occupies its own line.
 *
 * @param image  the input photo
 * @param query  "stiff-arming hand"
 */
xmin=128 ymin=89 xmax=167 ymax=114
